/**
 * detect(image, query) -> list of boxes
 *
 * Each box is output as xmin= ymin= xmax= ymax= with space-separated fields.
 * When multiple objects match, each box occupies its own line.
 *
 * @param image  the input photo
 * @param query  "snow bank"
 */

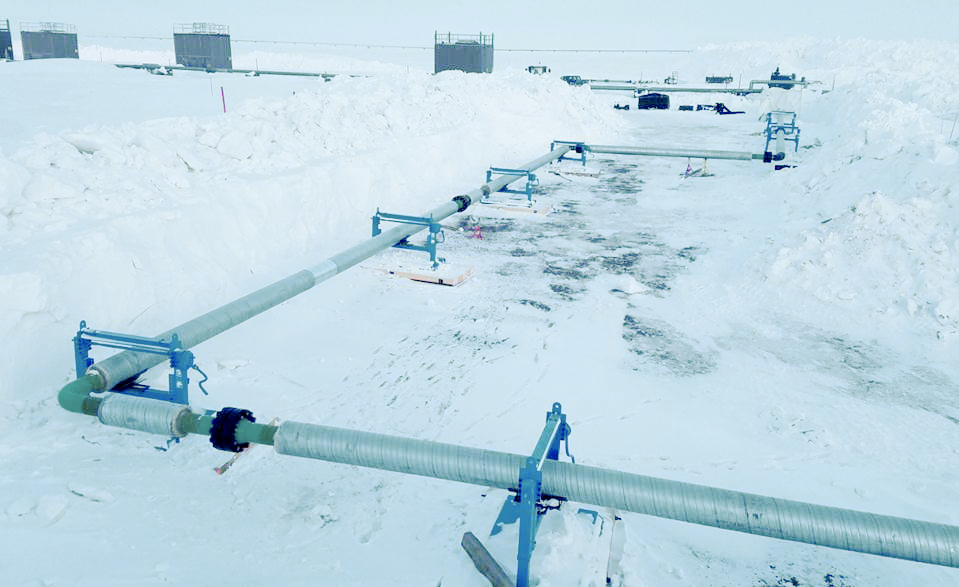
xmin=0 ymin=66 xmax=621 ymax=402
xmin=769 ymin=192 xmax=959 ymax=337
xmin=698 ymin=39 xmax=959 ymax=342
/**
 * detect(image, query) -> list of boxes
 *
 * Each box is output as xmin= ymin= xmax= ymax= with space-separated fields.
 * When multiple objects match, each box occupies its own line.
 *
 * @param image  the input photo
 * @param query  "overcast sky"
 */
xmin=4 ymin=1 xmax=956 ymax=49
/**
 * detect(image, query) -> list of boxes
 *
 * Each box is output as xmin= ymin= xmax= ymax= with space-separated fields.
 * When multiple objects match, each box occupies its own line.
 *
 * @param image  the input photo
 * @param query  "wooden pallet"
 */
xmin=365 ymin=259 xmax=474 ymax=286
xmin=480 ymin=202 xmax=552 ymax=215
xmin=386 ymin=265 xmax=474 ymax=286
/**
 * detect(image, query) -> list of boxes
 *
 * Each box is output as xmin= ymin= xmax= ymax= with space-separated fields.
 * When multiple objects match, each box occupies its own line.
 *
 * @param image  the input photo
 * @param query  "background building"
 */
xmin=1 ymin=20 xmax=13 ymax=60
xmin=434 ymin=32 xmax=493 ymax=74
xmin=20 ymin=22 xmax=78 ymax=60
xmin=173 ymin=23 xmax=232 ymax=70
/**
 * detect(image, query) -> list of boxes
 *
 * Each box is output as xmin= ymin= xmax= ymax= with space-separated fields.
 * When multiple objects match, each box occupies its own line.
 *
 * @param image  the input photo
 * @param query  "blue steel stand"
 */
xmin=372 ymin=209 xmax=445 ymax=269
xmin=486 ymin=167 xmax=539 ymax=205
xmin=550 ymin=141 xmax=590 ymax=166
xmin=73 ymin=320 xmax=207 ymax=405
xmin=492 ymin=402 xmax=574 ymax=587
xmin=763 ymin=111 xmax=800 ymax=160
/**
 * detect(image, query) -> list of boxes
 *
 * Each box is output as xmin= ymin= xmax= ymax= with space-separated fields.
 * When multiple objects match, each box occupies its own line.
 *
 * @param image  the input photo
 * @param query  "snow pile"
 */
xmin=769 ymin=192 xmax=959 ymax=336
xmin=713 ymin=39 xmax=959 ymax=341
xmin=695 ymin=38 xmax=959 ymax=108
xmin=0 ymin=66 xmax=621 ymax=403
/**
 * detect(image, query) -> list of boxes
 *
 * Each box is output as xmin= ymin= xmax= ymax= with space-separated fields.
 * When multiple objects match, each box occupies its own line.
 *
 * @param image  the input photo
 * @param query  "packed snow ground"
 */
xmin=2 ymin=39 xmax=959 ymax=586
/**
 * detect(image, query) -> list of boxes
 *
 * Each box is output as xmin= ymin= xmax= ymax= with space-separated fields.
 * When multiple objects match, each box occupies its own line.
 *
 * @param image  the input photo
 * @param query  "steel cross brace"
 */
xmin=551 ymin=140 xmax=590 ymax=166
xmin=515 ymin=402 xmax=573 ymax=587
xmin=486 ymin=167 xmax=539 ymax=203
xmin=73 ymin=320 xmax=205 ymax=404
xmin=371 ymin=209 xmax=445 ymax=269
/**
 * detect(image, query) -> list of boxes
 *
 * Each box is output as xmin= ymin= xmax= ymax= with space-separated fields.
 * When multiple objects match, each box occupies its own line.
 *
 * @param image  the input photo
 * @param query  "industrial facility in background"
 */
xmin=769 ymin=66 xmax=802 ymax=89
xmin=173 ymin=23 xmax=232 ymax=70
xmin=20 ymin=22 xmax=78 ymax=60
xmin=434 ymin=32 xmax=493 ymax=74
xmin=1 ymin=20 xmax=13 ymax=60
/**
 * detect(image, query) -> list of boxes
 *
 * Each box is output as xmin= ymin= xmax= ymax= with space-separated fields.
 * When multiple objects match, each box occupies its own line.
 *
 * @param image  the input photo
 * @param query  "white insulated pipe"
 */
xmin=273 ymin=421 xmax=959 ymax=569
xmin=86 ymin=398 xmax=959 ymax=570
xmin=589 ymin=144 xmax=763 ymax=161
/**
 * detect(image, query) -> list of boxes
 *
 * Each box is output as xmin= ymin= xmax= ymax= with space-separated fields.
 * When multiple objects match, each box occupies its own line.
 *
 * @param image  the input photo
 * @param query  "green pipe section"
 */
xmin=178 ymin=411 xmax=214 ymax=436
xmin=57 ymin=372 xmax=105 ymax=416
xmin=236 ymin=418 xmax=278 ymax=446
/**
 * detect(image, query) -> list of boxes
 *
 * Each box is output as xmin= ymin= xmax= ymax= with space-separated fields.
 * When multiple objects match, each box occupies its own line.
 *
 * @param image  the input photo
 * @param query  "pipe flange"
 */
xmin=452 ymin=194 xmax=472 ymax=212
xmin=210 ymin=407 xmax=256 ymax=452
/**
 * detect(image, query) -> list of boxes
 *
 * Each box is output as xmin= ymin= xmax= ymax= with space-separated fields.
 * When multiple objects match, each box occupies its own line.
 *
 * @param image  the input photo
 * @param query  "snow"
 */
xmin=2 ymin=39 xmax=959 ymax=586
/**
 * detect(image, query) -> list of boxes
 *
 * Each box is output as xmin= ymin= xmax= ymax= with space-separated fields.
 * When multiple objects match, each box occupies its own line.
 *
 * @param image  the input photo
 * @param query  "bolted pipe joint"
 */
xmin=210 ymin=407 xmax=256 ymax=452
xmin=452 ymin=194 xmax=472 ymax=212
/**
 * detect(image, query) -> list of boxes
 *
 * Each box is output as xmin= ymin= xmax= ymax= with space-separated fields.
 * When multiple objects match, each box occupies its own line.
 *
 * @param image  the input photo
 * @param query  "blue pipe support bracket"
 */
xmin=486 ymin=167 xmax=539 ymax=204
xmin=73 ymin=320 xmax=206 ymax=404
xmin=550 ymin=141 xmax=590 ymax=166
xmin=764 ymin=111 xmax=800 ymax=159
xmin=371 ymin=209 xmax=446 ymax=269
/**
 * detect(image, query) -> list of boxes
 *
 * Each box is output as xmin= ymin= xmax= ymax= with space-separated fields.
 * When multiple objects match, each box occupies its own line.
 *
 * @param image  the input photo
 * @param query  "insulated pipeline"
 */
xmin=274 ymin=421 xmax=524 ymax=489
xmin=80 ymin=397 xmax=959 ymax=569
xmin=272 ymin=420 xmax=959 ymax=568
xmin=544 ymin=461 xmax=959 ymax=568
xmin=85 ymin=146 xmax=572 ymax=391
xmin=97 ymin=394 xmax=191 ymax=437
xmin=589 ymin=144 xmax=762 ymax=161
xmin=92 ymin=270 xmax=317 ymax=390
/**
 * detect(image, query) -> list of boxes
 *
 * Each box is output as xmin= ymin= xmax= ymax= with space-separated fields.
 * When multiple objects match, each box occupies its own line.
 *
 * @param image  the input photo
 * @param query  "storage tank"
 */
xmin=173 ymin=23 xmax=232 ymax=70
xmin=434 ymin=32 xmax=493 ymax=74
xmin=20 ymin=22 xmax=78 ymax=60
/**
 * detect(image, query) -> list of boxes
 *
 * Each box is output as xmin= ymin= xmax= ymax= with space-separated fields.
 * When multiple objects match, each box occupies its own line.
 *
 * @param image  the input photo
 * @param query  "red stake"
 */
xmin=221 ymin=87 xmax=226 ymax=113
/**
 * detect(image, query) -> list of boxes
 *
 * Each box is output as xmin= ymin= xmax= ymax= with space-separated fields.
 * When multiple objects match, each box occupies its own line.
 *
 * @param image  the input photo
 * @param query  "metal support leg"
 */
xmin=517 ymin=458 xmax=542 ymax=587
xmin=512 ymin=402 xmax=574 ymax=587
xmin=73 ymin=320 xmax=94 ymax=378
xmin=169 ymin=338 xmax=193 ymax=406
